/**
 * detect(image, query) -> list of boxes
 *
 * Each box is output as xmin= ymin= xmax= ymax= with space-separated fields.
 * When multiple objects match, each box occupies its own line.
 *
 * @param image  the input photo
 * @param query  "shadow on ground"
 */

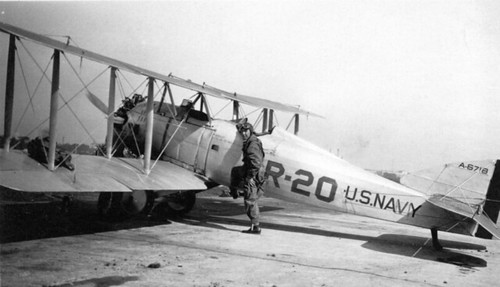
xmin=0 ymin=189 xmax=256 ymax=243
xmin=0 ymin=191 xmax=173 ymax=243
xmin=1 ymin=189 xmax=488 ymax=270
xmin=178 ymin=198 xmax=488 ymax=269
xmin=362 ymin=234 xmax=487 ymax=268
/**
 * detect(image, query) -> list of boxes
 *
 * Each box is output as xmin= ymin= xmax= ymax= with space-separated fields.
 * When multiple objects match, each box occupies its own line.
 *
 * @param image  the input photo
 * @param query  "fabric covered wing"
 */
xmin=0 ymin=149 xmax=207 ymax=192
xmin=0 ymin=22 xmax=320 ymax=118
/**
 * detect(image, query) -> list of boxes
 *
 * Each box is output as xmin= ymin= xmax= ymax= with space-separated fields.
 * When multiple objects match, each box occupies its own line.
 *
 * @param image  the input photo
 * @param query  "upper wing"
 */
xmin=0 ymin=149 xmax=207 ymax=192
xmin=0 ymin=22 xmax=320 ymax=118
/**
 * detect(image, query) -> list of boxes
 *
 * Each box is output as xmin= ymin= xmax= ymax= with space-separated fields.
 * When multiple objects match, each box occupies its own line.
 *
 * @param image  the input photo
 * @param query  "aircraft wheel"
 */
xmin=98 ymin=191 xmax=154 ymax=219
xmin=162 ymin=191 xmax=196 ymax=216
xmin=119 ymin=190 xmax=154 ymax=216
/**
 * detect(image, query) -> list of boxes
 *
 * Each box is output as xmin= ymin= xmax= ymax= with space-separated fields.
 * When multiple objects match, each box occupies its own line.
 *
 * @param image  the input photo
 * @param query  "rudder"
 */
xmin=476 ymin=160 xmax=500 ymax=239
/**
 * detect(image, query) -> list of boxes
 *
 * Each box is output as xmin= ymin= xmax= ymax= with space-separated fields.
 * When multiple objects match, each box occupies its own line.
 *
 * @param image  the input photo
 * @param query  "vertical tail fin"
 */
xmin=476 ymin=160 xmax=500 ymax=238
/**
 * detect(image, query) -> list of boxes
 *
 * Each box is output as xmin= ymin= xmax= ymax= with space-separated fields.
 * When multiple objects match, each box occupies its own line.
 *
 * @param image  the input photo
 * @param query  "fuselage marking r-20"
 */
xmin=264 ymin=159 xmax=421 ymax=218
xmin=139 ymin=103 xmax=466 ymax=233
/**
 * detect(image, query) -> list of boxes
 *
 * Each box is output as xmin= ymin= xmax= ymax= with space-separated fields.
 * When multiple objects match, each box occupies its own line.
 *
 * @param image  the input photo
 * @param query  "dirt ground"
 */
xmin=1 ymin=186 xmax=499 ymax=287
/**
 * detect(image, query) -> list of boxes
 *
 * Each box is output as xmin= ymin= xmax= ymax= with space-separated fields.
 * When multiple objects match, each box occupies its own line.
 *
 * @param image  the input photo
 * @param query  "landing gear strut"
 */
xmin=431 ymin=228 xmax=443 ymax=251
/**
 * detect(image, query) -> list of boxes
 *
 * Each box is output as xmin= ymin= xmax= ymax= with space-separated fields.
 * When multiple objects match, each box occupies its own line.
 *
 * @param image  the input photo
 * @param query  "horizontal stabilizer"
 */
xmin=427 ymin=194 xmax=479 ymax=219
xmin=427 ymin=194 xmax=500 ymax=239
xmin=0 ymin=149 xmax=207 ymax=192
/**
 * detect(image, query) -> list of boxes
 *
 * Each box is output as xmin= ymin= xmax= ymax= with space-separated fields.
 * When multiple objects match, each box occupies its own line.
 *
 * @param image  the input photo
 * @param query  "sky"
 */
xmin=0 ymin=0 xmax=500 ymax=171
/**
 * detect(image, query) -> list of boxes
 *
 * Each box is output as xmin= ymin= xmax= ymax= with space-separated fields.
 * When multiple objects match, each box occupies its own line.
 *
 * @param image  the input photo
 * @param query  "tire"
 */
xmin=158 ymin=191 xmax=196 ymax=217
xmin=98 ymin=191 xmax=154 ymax=220
xmin=118 ymin=190 xmax=154 ymax=216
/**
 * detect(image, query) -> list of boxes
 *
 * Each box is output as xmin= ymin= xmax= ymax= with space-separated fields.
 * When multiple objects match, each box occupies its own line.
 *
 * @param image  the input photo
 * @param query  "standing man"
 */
xmin=230 ymin=121 xmax=265 ymax=234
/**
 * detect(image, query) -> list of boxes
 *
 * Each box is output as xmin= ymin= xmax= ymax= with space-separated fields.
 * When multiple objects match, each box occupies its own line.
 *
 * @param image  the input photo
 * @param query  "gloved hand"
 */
xmin=246 ymin=177 xmax=255 ymax=187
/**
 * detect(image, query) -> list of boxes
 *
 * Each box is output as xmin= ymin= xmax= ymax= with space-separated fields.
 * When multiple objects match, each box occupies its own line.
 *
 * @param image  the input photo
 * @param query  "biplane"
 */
xmin=1 ymin=22 xmax=499 ymax=250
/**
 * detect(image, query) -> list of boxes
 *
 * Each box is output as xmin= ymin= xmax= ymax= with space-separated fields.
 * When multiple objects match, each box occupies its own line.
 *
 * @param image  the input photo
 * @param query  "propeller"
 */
xmin=86 ymin=91 xmax=131 ymax=126
xmin=86 ymin=91 xmax=109 ymax=115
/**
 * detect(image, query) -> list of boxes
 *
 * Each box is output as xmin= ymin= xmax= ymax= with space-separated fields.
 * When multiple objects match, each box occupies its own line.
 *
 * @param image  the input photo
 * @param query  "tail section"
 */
xmin=400 ymin=160 xmax=500 ymax=239
xmin=476 ymin=160 xmax=500 ymax=238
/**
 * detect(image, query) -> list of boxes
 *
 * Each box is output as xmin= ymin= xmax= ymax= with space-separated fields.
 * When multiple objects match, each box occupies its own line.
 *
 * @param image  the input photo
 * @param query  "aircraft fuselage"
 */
xmin=129 ymin=101 xmax=476 ymax=236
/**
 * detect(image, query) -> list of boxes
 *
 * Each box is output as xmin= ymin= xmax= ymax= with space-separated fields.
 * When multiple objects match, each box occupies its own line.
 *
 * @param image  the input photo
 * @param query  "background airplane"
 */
xmin=1 ymin=22 xmax=499 ymax=250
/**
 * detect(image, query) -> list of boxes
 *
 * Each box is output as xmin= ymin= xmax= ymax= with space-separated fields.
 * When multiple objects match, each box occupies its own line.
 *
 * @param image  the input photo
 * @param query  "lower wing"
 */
xmin=0 ymin=149 xmax=207 ymax=192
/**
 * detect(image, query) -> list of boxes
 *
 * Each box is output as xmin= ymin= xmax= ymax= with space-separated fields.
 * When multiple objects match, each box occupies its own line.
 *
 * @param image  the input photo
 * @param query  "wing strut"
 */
xmin=143 ymin=77 xmax=155 ymax=174
xmin=166 ymin=83 xmax=176 ymax=117
xmin=47 ymin=49 xmax=60 ymax=171
xmin=262 ymin=108 xmax=268 ymax=132
xmin=0 ymin=22 xmax=321 ymax=118
xmin=233 ymin=100 xmax=239 ymax=120
xmin=157 ymin=82 xmax=167 ymax=113
xmin=294 ymin=113 xmax=299 ymax=135
xmin=106 ymin=67 xmax=117 ymax=159
xmin=3 ymin=34 xmax=16 ymax=151
xmin=269 ymin=109 xmax=274 ymax=131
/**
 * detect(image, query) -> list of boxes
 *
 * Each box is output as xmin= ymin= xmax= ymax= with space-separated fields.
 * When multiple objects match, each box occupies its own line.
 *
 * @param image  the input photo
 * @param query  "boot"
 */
xmin=242 ymin=224 xmax=261 ymax=235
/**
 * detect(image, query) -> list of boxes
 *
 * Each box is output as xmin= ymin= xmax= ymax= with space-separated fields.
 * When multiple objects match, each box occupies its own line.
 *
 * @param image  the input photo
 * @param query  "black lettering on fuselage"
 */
xmin=344 ymin=186 xmax=357 ymax=200
xmin=266 ymin=160 xmax=284 ymax=188
xmin=384 ymin=197 xmax=396 ymax=212
xmin=315 ymin=176 xmax=337 ymax=202
xmin=397 ymin=201 xmax=409 ymax=214
xmin=291 ymin=169 xmax=313 ymax=196
xmin=374 ymin=193 xmax=386 ymax=209
xmin=412 ymin=204 xmax=422 ymax=217
xmin=359 ymin=190 xmax=371 ymax=205
xmin=343 ymin=185 xmax=420 ymax=217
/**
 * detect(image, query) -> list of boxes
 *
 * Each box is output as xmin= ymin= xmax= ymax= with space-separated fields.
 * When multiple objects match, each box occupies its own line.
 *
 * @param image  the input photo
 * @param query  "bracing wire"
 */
xmin=110 ymin=127 xmax=133 ymax=158
xmin=411 ymin=220 xmax=465 ymax=257
xmin=116 ymin=70 xmax=148 ymax=100
xmin=272 ymin=110 xmax=280 ymax=127
xmin=54 ymin=125 xmax=103 ymax=170
xmin=13 ymin=53 xmax=52 ymax=136
xmin=151 ymin=114 xmax=189 ymax=171
xmin=15 ymin=49 xmax=35 ymax=114
xmin=438 ymin=172 xmax=480 ymax=215
xmin=254 ymin=109 xmax=263 ymax=127
xmin=212 ymin=100 xmax=232 ymax=118
xmin=424 ymin=166 xmax=446 ymax=195
xmin=17 ymin=40 xmax=52 ymax=83
xmin=113 ymin=73 xmax=144 ymax=159
xmin=157 ymin=83 xmax=179 ymax=122
xmin=12 ymin=46 xmax=109 ymax=165
xmin=116 ymin=69 xmax=138 ymax=92
xmin=203 ymin=94 xmax=214 ymax=120
xmin=285 ymin=115 xmax=295 ymax=131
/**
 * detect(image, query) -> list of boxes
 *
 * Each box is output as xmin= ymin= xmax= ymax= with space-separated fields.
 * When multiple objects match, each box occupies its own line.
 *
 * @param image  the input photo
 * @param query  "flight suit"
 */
xmin=230 ymin=133 xmax=265 ymax=227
